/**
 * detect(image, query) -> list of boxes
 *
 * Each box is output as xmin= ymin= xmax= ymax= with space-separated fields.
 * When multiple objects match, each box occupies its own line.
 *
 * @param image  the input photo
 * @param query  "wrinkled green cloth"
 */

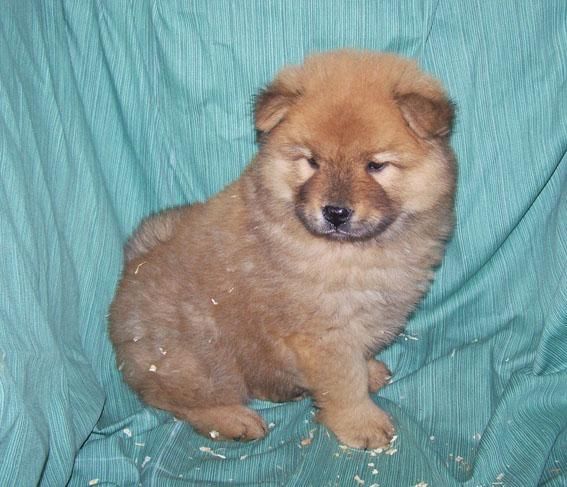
xmin=0 ymin=1 xmax=565 ymax=486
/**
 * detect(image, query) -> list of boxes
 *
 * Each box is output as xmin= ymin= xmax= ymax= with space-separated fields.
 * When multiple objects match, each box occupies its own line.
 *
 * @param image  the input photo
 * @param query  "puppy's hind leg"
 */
xmin=133 ymin=350 xmax=267 ymax=441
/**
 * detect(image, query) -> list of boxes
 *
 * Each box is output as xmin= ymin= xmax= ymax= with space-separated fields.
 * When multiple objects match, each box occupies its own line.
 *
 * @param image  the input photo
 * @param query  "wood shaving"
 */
xmin=209 ymin=430 xmax=220 ymax=439
xmin=199 ymin=446 xmax=226 ymax=459
xmin=141 ymin=456 xmax=151 ymax=468
xmin=88 ymin=480 xmax=99 ymax=486
xmin=300 ymin=437 xmax=312 ymax=447
xmin=123 ymin=428 xmax=132 ymax=437
xmin=211 ymin=298 xmax=219 ymax=305
xmin=134 ymin=261 xmax=147 ymax=275
xmin=354 ymin=474 xmax=365 ymax=485
xmin=149 ymin=364 xmax=157 ymax=372
xmin=400 ymin=333 xmax=419 ymax=341
xmin=159 ymin=347 xmax=167 ymax=356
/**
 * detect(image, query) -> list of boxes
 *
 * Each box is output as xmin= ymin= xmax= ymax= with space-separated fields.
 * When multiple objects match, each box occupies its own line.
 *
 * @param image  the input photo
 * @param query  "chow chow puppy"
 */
xmin=109 ymin=50 xmax=456 ymax=449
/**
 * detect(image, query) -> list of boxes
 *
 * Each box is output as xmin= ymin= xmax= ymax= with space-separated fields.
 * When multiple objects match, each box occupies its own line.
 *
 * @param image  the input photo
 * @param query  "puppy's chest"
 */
xmin=313 ymin=264 xmax=427 ymax=339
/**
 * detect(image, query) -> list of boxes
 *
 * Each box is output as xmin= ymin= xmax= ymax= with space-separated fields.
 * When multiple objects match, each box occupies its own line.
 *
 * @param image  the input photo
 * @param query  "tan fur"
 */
xmin=109 ymin=50 xmax=456 ymax=448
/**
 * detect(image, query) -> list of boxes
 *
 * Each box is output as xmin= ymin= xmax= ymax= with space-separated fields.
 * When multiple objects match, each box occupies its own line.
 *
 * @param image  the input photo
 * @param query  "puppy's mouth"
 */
xmin=295 ymin=208 xmax=396 ymax=242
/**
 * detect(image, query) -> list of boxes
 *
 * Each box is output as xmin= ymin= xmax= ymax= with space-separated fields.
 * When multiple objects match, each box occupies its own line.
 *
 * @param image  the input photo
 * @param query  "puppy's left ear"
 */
xmin=395 ymin=92 xmax=455 ymax=139
xmin=255 ymin=66 xmax=303 ymax=135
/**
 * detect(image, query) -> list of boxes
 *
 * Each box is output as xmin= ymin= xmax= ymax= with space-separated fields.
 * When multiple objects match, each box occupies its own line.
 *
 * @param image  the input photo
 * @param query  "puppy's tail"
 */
xmin=124 ymin=207 xmax=184 ymax=262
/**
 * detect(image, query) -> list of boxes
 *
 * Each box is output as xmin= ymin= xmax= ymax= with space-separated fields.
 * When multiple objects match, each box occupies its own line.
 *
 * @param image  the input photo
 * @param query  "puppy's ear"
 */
xmin=395 ymin=92 xmax=455 ymax=139
xmin=255 ymin=66 xmax=303 ymax=135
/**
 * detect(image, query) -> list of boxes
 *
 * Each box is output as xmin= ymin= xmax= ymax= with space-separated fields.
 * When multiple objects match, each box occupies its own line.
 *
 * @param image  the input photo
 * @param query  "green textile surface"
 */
xmin=1 ymin=1 xmax=566 ymax=486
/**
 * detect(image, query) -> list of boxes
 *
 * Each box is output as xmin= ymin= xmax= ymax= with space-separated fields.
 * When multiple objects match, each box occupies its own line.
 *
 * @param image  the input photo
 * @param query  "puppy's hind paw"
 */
xmin=185 ymin=405 xmax=267 ymax=441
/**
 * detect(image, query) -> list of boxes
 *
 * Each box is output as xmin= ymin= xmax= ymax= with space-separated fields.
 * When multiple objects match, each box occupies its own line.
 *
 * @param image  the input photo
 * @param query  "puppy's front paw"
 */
xmin=319 ymin=402 xmax=394 ymax=449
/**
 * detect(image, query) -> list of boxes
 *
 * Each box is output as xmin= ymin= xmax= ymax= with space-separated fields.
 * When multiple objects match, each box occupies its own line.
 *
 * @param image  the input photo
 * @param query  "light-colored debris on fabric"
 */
xmin=239 ymin=455 xmax=248 ymax=460
xmin=199 ymin=446 xmax=226 ymax=459
xmin=141 ymin=456 xmax=151 ymax=468
xmin=123 ymin=428 xmax=132 ymax=437
xmin=371 ymin=469 xmax=379 ymax=475
xmin=400 ymin=333 xmax=419 ymax=341
xmin=354 ymin=474 xmax=365 ymax=485
xmin=300 ymin=437 xmax=312 ymax=447
xmin=134 ymin=442 xmax=145 ymax=447
xmin=268 ymin=422 xmax=276 ymax=429
xmin=88 ymin=480 xmax=99 ymax=486
xmin=209 ymin=430 xmax=220 ymax=439
xmin=414 ymin=482 xmax=428 ymax=487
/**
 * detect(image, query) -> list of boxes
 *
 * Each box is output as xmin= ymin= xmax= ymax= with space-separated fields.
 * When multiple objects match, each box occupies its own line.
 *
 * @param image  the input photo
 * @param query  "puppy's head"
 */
xmin=254 ymin=50 xmax=456 ymax=241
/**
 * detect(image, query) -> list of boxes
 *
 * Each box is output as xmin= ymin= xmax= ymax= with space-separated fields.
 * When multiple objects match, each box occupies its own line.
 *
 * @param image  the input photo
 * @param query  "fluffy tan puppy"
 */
xmin=109 ymin=50 xmax=456 ymax=449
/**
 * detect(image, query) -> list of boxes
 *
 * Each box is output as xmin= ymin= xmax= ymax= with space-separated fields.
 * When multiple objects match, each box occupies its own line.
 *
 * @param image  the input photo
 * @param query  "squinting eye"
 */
xmin=367 ymin=161 xmax=388 ymax=173
xmin=307 ymin=157 xmax=320 ymax=169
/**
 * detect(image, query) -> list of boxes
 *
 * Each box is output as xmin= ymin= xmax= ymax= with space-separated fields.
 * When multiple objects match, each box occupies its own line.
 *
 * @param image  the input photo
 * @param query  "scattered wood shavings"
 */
xmin=149 ymin=364 xmax=157 ymax=372
xmin=88 ymin=480 xmax=99 ymax=486
xmin=372 ymin=469 xmax=379 ymax=475
xmin=368 ymin=463 xmax=375 ymax=467
xmin=495 ymin=473 xmax=505 ymax=481
xmin=118 ymin=361 xmax=125 ymax=371
xmin=300 ymin=437 xmax=312 ymax=447
xmin=209 ymin=430 xmax=220 ymax=439
xmin=159 ymin=347 xmax=167 ymax=356
xmin=199 ymin=446 xmax=226 ymax=459
xmin=134 ymin=442 xmax=145 ymax=447
xmin=133 ymin=336 xmax=141 ymax=342
xmin=123 ymin=428 xmax=132 ymax=437
xmin=211 ymin=298 xmax=219 ymax=305
xmin=384 ymin=448 xmax=397 ymax=455
xmin=429 ymin=436 xmax=435 ymax=441
xmin=414 ymin=482 xmax=428 ymax=487
xmin=239 ymin=455 xmax=248 ymax=460
xmin=141 ymin=456 xmax=151 ymax=468
xmin=369 ymin=484 xmax=380 ymax=487
xmin=268 ymin=422 xmax=276 ymax=429
xmin=354 ymin=474 xmax=365 ymax=485
xmin=134 ymin=261 xmax=147 ymax=274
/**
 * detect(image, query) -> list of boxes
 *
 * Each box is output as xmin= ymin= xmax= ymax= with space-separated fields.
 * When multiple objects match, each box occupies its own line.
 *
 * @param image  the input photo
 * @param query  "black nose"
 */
xmin=322 ymin=205 xmax=353 ymax=227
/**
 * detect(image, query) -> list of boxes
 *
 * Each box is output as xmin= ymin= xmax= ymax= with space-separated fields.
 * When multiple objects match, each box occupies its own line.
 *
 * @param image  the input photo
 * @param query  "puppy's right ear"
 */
xmin=254 ymin=66 xmax=303 ymax=135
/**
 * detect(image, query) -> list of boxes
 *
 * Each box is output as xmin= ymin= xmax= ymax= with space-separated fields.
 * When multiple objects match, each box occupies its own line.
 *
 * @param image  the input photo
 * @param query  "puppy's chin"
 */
xmin=295 ymin=209 xmax=397 ymax=242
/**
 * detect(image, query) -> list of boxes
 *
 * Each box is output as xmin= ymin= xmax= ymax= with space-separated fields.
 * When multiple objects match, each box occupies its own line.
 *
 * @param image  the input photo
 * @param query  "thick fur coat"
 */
xmin=109 ymin=50 xmax=456 ymax=448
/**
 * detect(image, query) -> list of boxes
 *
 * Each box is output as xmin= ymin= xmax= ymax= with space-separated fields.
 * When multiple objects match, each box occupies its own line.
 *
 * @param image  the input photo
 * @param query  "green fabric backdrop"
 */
xmin=0 ymin=1 xmax=565 ymax=485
